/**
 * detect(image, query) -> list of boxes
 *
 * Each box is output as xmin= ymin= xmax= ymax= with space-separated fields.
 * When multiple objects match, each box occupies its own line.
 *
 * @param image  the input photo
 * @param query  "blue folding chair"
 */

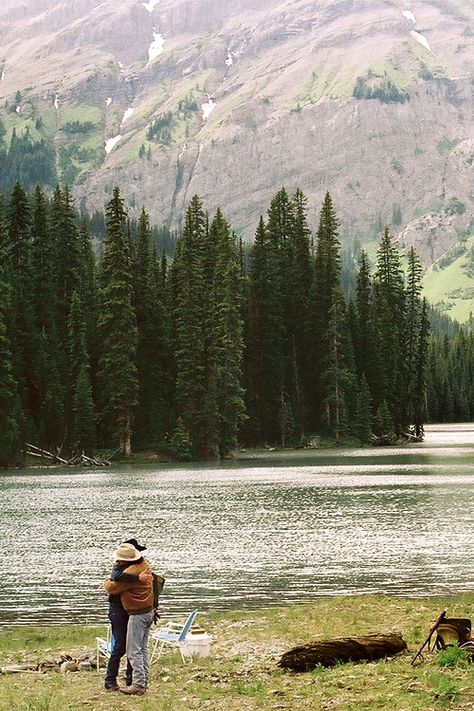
xmin=149 ymin=610 xmax=198 ymax=663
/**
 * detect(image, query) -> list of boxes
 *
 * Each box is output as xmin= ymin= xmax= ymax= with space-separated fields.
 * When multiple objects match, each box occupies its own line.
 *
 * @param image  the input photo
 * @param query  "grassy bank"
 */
xmin=2 ymin=596 xmax=474 ymax=710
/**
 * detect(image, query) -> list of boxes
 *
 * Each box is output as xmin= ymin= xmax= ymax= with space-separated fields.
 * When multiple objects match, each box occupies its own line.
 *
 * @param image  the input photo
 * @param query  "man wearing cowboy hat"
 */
xmin=103 ymin=541 xmax=154 ymax=695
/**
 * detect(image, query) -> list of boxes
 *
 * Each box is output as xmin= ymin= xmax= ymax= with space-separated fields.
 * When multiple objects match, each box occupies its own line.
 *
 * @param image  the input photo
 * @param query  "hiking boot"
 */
xmin=119 ymin=685 xmax=146 ymax=695
xmin=104 ymin=683 xmax=119 ymax=692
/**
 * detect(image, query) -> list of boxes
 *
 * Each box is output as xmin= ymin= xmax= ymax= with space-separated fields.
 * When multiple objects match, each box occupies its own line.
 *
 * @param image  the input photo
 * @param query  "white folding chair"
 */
xmin=149 ymin=610 xmax=199 ymax=663
xmin=96 ymin=625 xmax=112 ymax=671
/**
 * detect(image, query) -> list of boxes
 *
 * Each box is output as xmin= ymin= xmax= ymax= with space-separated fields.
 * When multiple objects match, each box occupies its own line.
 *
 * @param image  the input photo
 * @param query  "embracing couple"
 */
xmin=102 ymin=538 xmax=154 ymax=695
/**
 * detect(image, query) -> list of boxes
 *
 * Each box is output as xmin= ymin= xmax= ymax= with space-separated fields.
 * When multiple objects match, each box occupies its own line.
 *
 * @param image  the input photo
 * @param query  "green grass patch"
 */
xmin=423 ymin=235 xmax=474 ymax=322
xmin=437 ymin=137 xmax=460 ymax=153
xmin=414 ymin=197 xmax=444 ymax=218
xmin=59 ymin=103 xmax=103 ymax=129
xmin=3 ymin=596 xmax=474 ymax=710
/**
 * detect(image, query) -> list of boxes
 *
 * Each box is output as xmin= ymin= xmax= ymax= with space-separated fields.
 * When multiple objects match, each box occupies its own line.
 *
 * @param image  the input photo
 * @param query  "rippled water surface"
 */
xmin=2 ymin=423 xmax=474 ymax=625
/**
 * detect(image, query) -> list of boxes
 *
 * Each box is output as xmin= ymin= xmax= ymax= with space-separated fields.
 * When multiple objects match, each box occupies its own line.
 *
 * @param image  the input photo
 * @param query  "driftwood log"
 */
xmin=26 ymin=443 xmax=111 ymax=467
xmin=278 ymin=633 xmax=407 ymax=672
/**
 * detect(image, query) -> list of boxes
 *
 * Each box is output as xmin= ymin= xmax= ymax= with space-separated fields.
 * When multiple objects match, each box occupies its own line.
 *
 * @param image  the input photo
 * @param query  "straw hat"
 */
xmin=114 ymin=543 xmax=142 ymax=562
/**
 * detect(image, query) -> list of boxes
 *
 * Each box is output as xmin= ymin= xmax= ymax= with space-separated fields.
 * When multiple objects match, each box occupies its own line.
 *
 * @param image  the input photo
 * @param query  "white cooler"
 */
xmin=180 ymin=631 xmax=213 ymax=658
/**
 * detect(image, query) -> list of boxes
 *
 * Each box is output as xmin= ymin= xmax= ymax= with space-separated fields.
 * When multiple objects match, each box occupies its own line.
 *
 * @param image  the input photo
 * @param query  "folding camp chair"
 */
xmin=149 ymin=610 xmax=198 ymax=663
xmin=96 ymin=626 xmax=112 ymax=671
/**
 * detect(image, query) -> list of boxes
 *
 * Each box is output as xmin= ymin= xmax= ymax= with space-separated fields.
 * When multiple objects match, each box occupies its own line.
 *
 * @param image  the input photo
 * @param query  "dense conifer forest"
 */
xmin=0 ymin=181 xmax=468 ymax=466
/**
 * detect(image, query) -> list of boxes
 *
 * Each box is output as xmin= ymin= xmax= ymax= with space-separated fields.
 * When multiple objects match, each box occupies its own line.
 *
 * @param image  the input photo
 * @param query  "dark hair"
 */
xmin=123 ymin=538 xmax=147 ymax=552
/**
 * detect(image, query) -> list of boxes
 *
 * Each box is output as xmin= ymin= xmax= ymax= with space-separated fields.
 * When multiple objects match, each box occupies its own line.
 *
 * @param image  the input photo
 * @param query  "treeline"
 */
xmin=0 ymin=182 xmax=431 ymax=465
xmin=427 ymin=331 xmax=474 ymax=422
xmin=0 ymin=122 xmax=56 ymax=194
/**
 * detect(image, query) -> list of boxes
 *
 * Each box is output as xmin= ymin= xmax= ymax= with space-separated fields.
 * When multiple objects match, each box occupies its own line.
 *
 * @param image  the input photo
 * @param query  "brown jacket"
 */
xmin=103 ymin=560 xmax=153 ymax=615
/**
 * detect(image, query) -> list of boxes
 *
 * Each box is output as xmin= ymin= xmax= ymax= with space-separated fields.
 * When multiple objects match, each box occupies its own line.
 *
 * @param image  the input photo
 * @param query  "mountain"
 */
xmin=1 ymin=0 xmax=474 ymax=319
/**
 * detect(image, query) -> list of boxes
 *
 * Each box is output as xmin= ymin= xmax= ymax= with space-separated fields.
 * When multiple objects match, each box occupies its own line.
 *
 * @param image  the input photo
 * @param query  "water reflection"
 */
xmin=1 ymin=425 xmax=474 ymax=624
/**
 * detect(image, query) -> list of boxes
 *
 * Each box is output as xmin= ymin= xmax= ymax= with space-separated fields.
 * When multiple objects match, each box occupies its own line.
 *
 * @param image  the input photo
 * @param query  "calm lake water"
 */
xmin=1 ymin=423 xmax=474 ymax=625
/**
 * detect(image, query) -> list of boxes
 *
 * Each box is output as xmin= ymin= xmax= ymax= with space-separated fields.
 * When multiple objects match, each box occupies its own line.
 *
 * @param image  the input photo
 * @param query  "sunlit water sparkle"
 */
xmin=1 ymin=424 xmax=474 ymax=624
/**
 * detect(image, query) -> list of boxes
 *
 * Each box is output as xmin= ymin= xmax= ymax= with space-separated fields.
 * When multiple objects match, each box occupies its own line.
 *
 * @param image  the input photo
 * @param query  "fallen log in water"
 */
xmin=278 ymin=633 xmax=407 ymax=672
xmin=26 ymin=444 xmax=110 ymax=467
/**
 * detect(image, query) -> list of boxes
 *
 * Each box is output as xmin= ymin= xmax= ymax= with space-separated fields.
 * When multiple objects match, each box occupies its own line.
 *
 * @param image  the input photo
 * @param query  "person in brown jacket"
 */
xmin=104 ymin=543 xmax=154 ymax=695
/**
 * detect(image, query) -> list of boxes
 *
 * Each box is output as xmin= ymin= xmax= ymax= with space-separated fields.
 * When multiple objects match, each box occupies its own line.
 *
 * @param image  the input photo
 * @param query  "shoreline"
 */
xmin=2 ymin=595 xmax=474 ymax=710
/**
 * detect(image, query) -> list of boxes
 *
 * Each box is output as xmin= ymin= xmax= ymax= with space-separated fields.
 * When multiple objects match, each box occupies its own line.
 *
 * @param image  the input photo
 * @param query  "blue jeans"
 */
xmin=126 ymin=610 xmax=154 ymax=689
xmin=104 ymin=605 xmax=133 ymax=687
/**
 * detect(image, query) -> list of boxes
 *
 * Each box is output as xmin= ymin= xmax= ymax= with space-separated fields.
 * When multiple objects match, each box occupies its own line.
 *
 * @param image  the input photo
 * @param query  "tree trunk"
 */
xmin=121 ymin=411 xmax=132 ymax=457
xmin=278 ymin=633 xmax=407 ymax=672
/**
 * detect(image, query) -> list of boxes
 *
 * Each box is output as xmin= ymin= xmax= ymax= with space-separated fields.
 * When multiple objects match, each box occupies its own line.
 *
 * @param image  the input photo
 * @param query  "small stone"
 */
xmin=60 ymin=660 xmax=79 ymax=673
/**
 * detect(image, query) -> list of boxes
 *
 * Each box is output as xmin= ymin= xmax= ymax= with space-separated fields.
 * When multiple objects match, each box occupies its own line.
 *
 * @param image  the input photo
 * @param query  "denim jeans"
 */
xmin=126 ymin=610 xmax=154 ymax=689
xmin=104 ymin=605 xmax=132 ymax=687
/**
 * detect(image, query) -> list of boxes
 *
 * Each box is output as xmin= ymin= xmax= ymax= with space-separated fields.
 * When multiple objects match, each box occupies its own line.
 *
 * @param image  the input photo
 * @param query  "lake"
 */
xmin=1 ymin=423 xmax=474 ymax=625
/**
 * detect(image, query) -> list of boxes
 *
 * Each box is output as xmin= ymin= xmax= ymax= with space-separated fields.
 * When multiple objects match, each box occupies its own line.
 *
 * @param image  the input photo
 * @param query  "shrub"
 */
xmin=436 ymin=642 xmax=472 ymax=668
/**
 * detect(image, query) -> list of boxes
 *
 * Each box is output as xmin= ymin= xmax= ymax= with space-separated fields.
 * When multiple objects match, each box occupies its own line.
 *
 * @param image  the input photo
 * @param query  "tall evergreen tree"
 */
xmin=172 ymin=195 xmax=208 ymax=455
xmin=372 ymin=227 xmax=405 ymax=432
xmin=287 ymin=188 xmax=313 ymax=436
xmin=31 ymin=185 xmax=64 ymax=447
xmin=210 ymin=209 xmax=246 ymax=456
xmin=133 ymin=209 xmax=168 ymax=447
xmin=309 ymin=192 xmax=341 ymax=428
xmin=7 ymin=181 xmax=36 ymax=439
xmin=97 ymin=187 xmax=138 ymax=455
xmin=413 ymin=297 xmax=430 ymax=438
xmin=405 ymin=247 xmax=424 ymax=428
xmin=0 ymin=196 xmax=23 ymax=465
xmin=247 ymin=214 xmax=284 ymax=443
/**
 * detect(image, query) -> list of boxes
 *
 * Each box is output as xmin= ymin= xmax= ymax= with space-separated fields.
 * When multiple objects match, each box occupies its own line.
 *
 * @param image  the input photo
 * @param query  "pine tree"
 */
xmin=309 ymin=192 xmax=342 ymax=428
xmin=266 ymin=188 xmax=295 ymax=445
xmin=0 ymin=198 xmax=23 ymax=465
xmin=247 ymin=214 xmax=284 ymax=443
xmin=31 ymin=185 xmax=64 ymax=447
xmin=288 ymin=188 xmax=313 ymax=435
xmin=372 ymin=227 xmax=405 ymax=432
xmin=7 ymin=181 xmax=36 ymax=439
xmin=413 ymin=298 xmax=430 ymax=438
xmin=210 ymin=209 xmax=246 ymax=456
xmin=52 ymin=186 xmax=81 ymax=356
xmin=169 ymin=416 xmax=192 ymax=460
xmin=133 ymin=209 xmax=167 ymax=447
xmin=405 ymin=247 xmax=424 ymax=429
xmin=172 ymin=195 xmax=208 ymax=455
xmin=374 ymin=400 xmax=395 ymax=439
xmin=97 ymin=187 xmax=138 ymax=455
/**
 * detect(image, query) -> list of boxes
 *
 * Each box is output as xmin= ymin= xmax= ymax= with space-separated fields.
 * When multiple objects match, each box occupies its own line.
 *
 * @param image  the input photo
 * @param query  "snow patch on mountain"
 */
xmin=148 ymin=29 xmax=165 ymax=62
xmin=122 ymin=107 xmax=134 ymax=124
xmin=410 ymin=30 xmax=432 ymax=53
xmin=142 ymin=0 xmax=160 ymax=13
xmin=225 ymin=49 xmax=233 ymax=66
xmin=403 ymin=10 xmax=416 ymax=23
xmin=54 ymin=94 xmax=59 ymax=110
xmin=106 ymin=97 xmax=112 ymax=107
xmin=105 ymin=135 xmax=121 ymax=154
xmin=202 ymin=95 xmax=216 ymax=120
xmin=0 ymin=70 xmax=4 ymax=82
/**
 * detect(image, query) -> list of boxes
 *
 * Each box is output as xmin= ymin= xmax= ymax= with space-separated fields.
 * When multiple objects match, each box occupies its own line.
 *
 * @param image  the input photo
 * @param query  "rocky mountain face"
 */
xmin=1 ymin=0 xmax=474 ymax=319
